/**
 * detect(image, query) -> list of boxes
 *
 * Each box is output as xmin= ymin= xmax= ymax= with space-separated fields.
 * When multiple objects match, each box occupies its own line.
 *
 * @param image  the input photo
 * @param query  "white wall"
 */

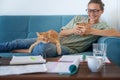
xmin=0 ymin=0 xmax=119 ymax=31
xmin=117 ymin=0 xmax=120 ymax=31
xmin=101 ymin=0 xmax=118 ymax=30
xmin=0 ymin=0 xmax=89 ymax=15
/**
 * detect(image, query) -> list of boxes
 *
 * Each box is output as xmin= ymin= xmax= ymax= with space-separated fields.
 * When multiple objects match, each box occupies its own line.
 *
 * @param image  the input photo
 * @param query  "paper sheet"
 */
xmin=58 ymin=55 xmax=81 ymax=62
xmin=86 ymin=56 xmax=111 ymax=63
xmin=0 ymin=64 xmax=47 ymax=76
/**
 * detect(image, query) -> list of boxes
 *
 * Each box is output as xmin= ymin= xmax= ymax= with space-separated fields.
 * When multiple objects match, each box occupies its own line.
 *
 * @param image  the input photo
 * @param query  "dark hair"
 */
xmin=88 ymin=0 xmax=105 ymax=10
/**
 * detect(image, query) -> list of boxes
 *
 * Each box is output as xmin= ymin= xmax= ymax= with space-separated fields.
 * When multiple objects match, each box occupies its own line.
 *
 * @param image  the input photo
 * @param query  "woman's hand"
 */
xmin=59 ymin=23 xmax=92 ymax=37
xmin=84 ymin=23 xmax=92 ymax=35
xmin=73 ymin=22 xmax=92 ymax=36
xmin=73 ymin=24 xmax=86 ymax=36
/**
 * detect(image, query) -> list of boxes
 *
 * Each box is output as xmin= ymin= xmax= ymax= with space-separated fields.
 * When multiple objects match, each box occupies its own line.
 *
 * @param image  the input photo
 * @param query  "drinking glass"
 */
xmin=92 ymin=43 xmax=107 ymax=64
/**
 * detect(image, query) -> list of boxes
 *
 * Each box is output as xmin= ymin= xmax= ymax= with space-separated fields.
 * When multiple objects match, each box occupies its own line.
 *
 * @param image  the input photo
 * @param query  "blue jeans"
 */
xmin=0 ymin=38 xmax=70 ymax=57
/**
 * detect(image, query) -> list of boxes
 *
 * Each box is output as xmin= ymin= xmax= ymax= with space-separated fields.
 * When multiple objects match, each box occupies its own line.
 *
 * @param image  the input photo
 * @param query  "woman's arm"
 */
xmin=88 ymin=28 xmax=120 ymax=37
xmin=59 ymin=29 xmax=74 ymax=37
xmin=59 ymin=25 xmax=86 ymax=37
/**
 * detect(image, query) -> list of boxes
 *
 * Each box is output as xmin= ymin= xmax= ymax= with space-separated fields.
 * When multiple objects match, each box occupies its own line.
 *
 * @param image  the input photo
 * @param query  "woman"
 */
xmin=59 ymin=0 xmax=120 ymax=54
xmin=0 ymin=0 xmax=120 ymax=57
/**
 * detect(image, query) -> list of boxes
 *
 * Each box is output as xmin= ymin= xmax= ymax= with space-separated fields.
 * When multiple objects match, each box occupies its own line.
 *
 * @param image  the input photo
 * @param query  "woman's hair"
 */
xmin=88 ymin=0 xmax=105 ymax=10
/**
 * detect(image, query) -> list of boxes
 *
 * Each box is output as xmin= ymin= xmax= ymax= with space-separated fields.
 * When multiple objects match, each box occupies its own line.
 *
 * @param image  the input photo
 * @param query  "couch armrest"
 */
xmin=98 ymin=37 xmax=120 ymax=66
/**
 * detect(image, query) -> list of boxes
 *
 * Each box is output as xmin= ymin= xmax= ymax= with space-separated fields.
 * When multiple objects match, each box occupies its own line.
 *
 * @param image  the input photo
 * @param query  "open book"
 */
xmin=10 ymin=55 xmax=46 ymax=64
xmin=46 ymin=55 xmax=80 ymax=75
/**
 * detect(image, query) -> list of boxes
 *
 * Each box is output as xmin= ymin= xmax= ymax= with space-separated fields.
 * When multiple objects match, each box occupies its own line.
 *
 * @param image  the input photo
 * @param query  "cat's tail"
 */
xmin=56 ymin=41 xmax=61 ymax=55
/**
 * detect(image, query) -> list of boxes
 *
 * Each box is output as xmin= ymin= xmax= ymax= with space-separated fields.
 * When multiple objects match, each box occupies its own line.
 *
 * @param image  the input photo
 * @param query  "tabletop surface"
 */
xmin=0 ymin=57 xmax=120 ymax=80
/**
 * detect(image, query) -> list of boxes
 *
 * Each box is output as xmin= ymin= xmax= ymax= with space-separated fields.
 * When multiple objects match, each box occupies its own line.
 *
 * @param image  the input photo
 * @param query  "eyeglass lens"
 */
xmin=86 ymin=9 xmax=101 ymax=13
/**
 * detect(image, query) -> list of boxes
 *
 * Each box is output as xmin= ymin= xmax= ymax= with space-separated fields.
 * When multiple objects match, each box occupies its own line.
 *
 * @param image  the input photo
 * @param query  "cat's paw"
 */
xmin=57 ymin=48 xmax=62 ymax=55
xmin=28 ymin=49 xmax=32 ymax=53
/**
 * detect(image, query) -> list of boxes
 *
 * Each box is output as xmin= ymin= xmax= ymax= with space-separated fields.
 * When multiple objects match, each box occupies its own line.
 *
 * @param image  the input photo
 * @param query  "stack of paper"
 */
xmin=10 ymin=55 xmax=46 ymax=64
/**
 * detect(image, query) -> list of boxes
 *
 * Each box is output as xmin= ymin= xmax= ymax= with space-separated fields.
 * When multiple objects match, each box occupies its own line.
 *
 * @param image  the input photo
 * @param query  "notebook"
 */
xmin=10 ymin=55 xmax=46 ymax=64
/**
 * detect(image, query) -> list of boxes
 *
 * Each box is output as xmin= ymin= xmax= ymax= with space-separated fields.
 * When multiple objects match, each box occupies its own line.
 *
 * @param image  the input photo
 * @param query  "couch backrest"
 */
xmin=0 ymin=16 xmax=29 ymax=42
xmin=0 ymin=15 xmax=87 ymax=42
xmin=27 ymin=15 xmax=75 ymax=38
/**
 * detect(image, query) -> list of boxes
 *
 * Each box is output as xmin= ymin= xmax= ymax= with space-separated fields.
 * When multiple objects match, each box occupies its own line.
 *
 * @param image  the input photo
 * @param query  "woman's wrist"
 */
xmin=59 ymin=29 xmax=74 ymax=37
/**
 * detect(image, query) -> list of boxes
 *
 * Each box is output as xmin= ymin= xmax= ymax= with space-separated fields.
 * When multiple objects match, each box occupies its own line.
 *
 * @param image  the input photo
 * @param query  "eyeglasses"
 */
xmin=86 ymin=9 xmax=101 ymax=14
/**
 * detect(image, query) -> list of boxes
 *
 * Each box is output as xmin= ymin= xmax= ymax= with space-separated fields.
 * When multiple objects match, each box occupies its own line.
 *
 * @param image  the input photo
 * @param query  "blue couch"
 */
xmin=0 ymin=15 xmax=120 ymax=66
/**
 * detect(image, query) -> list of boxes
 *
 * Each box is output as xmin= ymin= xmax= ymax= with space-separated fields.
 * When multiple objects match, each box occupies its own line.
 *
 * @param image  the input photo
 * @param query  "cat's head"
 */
xmin=36 ymin=32 xmax=49 ymax=43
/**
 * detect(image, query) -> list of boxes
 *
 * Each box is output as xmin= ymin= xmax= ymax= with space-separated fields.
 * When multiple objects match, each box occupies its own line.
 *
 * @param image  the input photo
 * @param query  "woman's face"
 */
xmin=87 ymin=3 xmax=103 ymax=22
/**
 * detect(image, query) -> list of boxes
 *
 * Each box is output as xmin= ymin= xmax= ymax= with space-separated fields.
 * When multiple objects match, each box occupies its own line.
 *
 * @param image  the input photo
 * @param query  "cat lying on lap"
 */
xmin=29 ymin=30 xmax=61 ymax=55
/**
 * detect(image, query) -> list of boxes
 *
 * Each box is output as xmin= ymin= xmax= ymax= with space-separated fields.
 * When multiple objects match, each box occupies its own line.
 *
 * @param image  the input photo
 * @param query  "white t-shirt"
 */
xmin=60 ymin=15 xmax=112 ymax=53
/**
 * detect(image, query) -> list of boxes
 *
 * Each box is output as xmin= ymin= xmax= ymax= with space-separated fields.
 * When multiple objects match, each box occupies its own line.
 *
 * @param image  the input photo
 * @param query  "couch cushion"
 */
xmin=0 ymin=16 xmax=29 ymax=42
xmin=98 ymin=37 xmax=120 ymax=66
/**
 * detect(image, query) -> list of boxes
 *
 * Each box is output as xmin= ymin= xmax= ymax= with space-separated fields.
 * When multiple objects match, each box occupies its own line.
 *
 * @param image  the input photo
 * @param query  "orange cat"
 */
xmin=29 ymin=30 xmax=61 ymax=55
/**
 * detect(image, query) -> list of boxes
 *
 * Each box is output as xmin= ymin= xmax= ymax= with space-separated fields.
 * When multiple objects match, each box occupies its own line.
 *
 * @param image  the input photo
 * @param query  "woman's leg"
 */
xmin=0 ymin=38 xmax=36 ymax=52
xmin=44 ymin=44 xmax=71 ymax=57
xmin=11 ymin=49 xmax=29 ymax=53
xmin=31 ymin=42 xmax=71 ymax=58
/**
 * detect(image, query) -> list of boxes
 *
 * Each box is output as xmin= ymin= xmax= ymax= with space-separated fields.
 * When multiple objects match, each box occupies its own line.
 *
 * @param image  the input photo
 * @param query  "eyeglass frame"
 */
xmin=86 ymin=9 xmax=101 ymax=14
